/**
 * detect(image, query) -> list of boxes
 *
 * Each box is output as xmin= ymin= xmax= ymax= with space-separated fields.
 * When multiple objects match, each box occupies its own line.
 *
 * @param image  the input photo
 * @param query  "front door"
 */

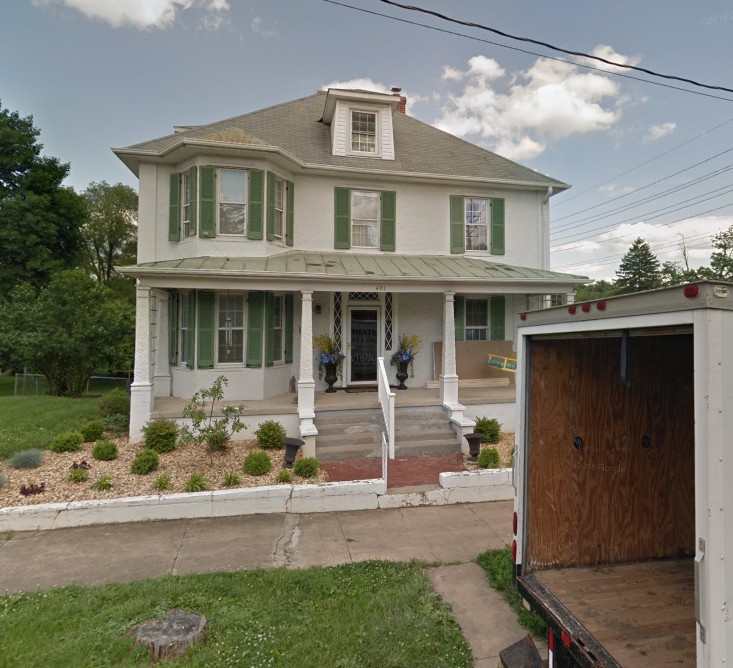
xmin=348 ymin=308 xmax=379 ymax=383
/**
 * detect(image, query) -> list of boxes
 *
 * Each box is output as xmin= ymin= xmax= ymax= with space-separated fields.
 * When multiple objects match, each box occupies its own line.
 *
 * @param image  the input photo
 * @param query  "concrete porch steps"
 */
xmin=314 ymin=405 xmax=461 ymax=461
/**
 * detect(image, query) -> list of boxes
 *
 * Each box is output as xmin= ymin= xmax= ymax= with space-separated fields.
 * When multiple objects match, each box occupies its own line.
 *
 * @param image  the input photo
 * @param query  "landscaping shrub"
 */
xmin=205 ymin=423 xmax=229 ymax=453
xmin=0 ymin=472 xmax=6 ymax=490
xmin=80 ymin=419 xmax=106 ymax=443
xmin=92 ymin=439 xmax=118 ymax=461
xmin=222 ymin=471 xmax=240 ymax=487
xmin=130 ymin=449 xmax=160 ymax=475
xmin=142 ymin=419 xmax=178 ymax=453
xmin=276 ymin=469 xmax=292 ymax=484
xmin=474 ymin=416 xmax=501 ymax=444
xmin=184 ymin=473 xmax=208 ymax=493
xmin=98 ymin=388 xmax=130 ymax=418
xmin=103 ymin=413 xmax=129 ymax=434
xmin=91 ymin=474 xmax=113 ymax=491
xmin=243 ymin=451 xmax=271 ymax=476
xmin=293 ymin=457 xmax=319 ymax=478
xmin=68 ymin=467 xmax=89 ymax=483
xmin=49 ymin=431 xmax=83 ymax=453
xmin=154 ymin=473 xmax=172 ymax=491
xmin=255 ymin=420 xmax=286 ymax=450
xmin=478 ymin=447 xmax=500 ymax=469
xmin=9 ymin=449 xmax=44 ymax=469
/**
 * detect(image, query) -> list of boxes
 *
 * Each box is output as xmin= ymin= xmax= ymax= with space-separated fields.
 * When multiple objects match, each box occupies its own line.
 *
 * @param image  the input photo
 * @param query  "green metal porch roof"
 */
xmin=122 ymin=251 xmax=587 ymax=283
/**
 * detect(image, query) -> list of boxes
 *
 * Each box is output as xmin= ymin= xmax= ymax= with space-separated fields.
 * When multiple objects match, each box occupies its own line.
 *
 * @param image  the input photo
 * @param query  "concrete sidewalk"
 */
xmin=0 ymin=500 xmax=542 ymax=663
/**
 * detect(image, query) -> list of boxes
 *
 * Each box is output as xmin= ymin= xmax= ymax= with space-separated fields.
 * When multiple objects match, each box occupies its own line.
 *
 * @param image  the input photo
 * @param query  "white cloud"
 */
xmin=251 ymin=15 xmax=278 ymax=38
xmin=551 ymin=216 xmax=733 ymax=281
xmin=644 ymin=121 xmax=677 ymax=143
xmin=435 ymin=49 xmax=626 ymax=160
xmin=33 ymin=0 xmax=228 ymax=29
xmin=581 ymin=44 xmax=641 ymax=74
xmin=321 ymin=78 xmax=428 ymax=109
xmin=599 ymin=184 xmax=636 ymax=196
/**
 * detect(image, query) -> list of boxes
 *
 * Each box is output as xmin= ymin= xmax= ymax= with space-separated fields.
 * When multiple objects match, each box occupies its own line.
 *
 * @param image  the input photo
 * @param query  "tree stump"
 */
xmin=131 ymin=608 xmax=207 ymax=662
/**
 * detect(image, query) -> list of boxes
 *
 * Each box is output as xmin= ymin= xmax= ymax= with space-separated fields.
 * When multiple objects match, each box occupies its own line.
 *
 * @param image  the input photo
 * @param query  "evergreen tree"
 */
xmin=615 ymin=237 xmax=661 ymax=294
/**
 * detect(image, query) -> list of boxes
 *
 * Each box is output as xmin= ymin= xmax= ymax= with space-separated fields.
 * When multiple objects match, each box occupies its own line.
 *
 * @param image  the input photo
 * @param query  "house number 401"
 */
xmin=375 ymin=285 xmax=386 ymax=292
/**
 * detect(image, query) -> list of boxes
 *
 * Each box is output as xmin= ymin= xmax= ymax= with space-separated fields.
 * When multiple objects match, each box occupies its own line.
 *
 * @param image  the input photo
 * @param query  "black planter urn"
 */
xmin=395 ymin=361 xmax=409 ymax=390
xmin=464 ymin=432 xmax=485 ymax=461
xmin=283 ymin=437 xmax=305 ymax=468
xmin=324 ymin=362 xmax=338 ymax=393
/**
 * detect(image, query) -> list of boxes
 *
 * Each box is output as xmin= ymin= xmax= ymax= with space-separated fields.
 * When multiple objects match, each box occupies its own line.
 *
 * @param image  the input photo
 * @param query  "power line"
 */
xmin=321 ymin=0 xmax=733 ymax=102
xmin=377 ymin=0 xmax=733 ymax=95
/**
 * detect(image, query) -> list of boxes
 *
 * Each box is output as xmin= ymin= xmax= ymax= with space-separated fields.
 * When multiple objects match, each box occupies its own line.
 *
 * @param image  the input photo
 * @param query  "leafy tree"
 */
xmin=615 ymin=237 xmax=661 ymax=294
xmin=709 ymin=226 xmax=733 ymax=280
xmin=575 ymin=280 xmax=617 ymax=302
xmin=80 ymin=181 xmax=138 ymax=284
xmin=0 ymin=102 xmax=85 ymax=289
xmin=0 ymin=271 xmax=133 ymax=396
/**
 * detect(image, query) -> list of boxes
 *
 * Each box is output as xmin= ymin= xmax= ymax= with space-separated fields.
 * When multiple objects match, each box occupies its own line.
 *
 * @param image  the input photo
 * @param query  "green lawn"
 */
xmin=0 ymin=395 xmax=101 ymax=459
xmin=0 ymin=561 xmax=471 ymax=667
xmin=0 ymin=376 xmax=13 ymax=397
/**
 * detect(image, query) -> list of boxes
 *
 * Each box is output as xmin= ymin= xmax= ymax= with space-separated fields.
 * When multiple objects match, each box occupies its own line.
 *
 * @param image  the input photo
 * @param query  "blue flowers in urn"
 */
xmin=314 ymin=333 xmax=345 ymax=392
xmin=389 ymin=334 xmax=421 ymax=389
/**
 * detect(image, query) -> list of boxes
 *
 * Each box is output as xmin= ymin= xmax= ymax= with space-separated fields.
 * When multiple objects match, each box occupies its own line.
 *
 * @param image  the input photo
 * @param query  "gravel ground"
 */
xmin=0 ymin=432 xmax=515 ymax=508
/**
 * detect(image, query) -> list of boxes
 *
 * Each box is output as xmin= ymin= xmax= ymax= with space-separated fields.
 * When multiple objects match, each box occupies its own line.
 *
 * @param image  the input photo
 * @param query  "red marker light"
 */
xmin=512 ymin=539 xmax=517 ymax=563
xmin=520 ymin=312 xmax=527 ymax=321
xmin=568 ymin=305 xmax=577 ymax=314
xmin=684 ymin=284 xmax=699 ymax=298
xmin=597 ymin=300 xmax=607 ymax=311
xmin=581 ymin=303 xmax=591 ymax=312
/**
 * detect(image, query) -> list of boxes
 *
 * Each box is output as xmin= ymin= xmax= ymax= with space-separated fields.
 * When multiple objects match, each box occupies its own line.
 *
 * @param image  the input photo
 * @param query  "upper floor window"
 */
xmin=465 ymin=198 xmax=488 ymax=251
xmin=351 ymin=190 xmax=379 ymax=248
xmin=351 ymin=111 xmax=376 ymax=153
xmin=218 ymin=293 xmax=245 ymax=364
xmin=219 ymin=169 xmax=247 ymax=235
xmin=273 ymin=177 xmax=284 ymax=240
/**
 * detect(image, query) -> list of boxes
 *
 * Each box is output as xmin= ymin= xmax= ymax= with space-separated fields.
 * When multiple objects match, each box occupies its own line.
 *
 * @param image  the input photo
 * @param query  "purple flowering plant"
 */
xmin=313 ymin=333 xmax=345 ymax=379
xmin=389 ymin=334 xmax=421 ymax=371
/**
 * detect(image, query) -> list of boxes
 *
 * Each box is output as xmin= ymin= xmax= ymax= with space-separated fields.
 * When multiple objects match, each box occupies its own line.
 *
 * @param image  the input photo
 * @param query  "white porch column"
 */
xmin=151 ymin=289 xmax=171 ymax=397
xmin=297 ymin=290 xmax=317 ymax=456
xmin=129 ymin=284 xmax=154 ymax=443
xmin=441 ymin=292 xmax=459 ymax=405
xmin=441 ymin=291 xmax=474 ymax=447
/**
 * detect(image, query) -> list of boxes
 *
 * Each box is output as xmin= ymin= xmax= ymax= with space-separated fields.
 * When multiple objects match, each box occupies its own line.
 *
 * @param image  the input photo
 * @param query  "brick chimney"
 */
xmin=391 ymin=87 xmax=407 ymax=114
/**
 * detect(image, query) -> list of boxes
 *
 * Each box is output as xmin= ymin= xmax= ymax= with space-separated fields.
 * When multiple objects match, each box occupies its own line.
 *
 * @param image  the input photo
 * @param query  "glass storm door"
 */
xmin=348 ymin=308 xmax=379 ymax=383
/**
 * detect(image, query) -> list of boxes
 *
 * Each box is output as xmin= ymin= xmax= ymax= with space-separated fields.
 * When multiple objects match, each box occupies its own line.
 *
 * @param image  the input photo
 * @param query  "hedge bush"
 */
xmin=142 ymin=419 xmax=178 ymax=453
xmin=255 ymin=420 xmax=286 ymax=450
xmin=243 ymin=451 xmax=271 ymax=476
xmin=103 ymin=413 xmax=129 ymax=434
xmin=9 ymin=449 xmax=44 ymax=469
xmin=474 ymin=417 xmax=501 ymax=444
xmin=98 ymin=388 xmax=130 ymax=418
xmin=131 ymin=449 xmax=160 ymax=475
xmin=478 ymin=447 xmax=500 ymax=469
xmin=293 ymin=457 xmax=319 ymax=478
xmin=92 ymin=439 xmax=118 ymax=461
xmin=80 ymin=420 xmax=106 ymax=443
xmin=49 ymin=431 xmax=83 ymax=453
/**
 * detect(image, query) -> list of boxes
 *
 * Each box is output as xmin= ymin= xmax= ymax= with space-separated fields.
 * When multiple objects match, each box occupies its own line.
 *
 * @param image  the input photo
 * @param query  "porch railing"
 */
xmin=377 ymin=356 xmax=395 ymax=461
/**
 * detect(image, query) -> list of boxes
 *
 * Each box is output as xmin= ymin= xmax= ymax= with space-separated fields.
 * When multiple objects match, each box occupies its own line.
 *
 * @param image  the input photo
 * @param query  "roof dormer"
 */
xmin=322 ymin=88 xmax=400 ymax=161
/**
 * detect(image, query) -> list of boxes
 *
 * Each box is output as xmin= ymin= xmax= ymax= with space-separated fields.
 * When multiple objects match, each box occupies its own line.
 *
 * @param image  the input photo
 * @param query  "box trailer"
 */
xmin=512 ymin=281 xmax=733 ymax=667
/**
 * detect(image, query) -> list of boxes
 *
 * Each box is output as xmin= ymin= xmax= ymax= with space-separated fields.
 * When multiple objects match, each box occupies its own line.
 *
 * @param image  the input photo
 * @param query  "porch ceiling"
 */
xmin=120 ymin=251 xmax=586 ymax=293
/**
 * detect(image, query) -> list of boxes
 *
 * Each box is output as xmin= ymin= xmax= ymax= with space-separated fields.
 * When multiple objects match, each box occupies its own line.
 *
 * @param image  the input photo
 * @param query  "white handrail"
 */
xmin=377 ymin=357 xmax=396 ymax=460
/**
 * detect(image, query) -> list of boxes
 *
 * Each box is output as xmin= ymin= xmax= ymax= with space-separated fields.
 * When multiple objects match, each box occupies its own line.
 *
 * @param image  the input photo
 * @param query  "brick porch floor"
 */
xmin=321 ymin=452 xmax=465 ymax=489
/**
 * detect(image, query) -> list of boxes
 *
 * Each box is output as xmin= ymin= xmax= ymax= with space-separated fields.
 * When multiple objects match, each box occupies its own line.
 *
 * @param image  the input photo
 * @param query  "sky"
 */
xmin=2 ymin=0 xmax=733 ymax=281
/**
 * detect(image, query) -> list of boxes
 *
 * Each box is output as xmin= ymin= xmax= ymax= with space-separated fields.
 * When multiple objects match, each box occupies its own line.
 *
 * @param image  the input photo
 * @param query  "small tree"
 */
xmin=180 ymin=376 xmax=246 ymax=464
xmin=709 ymin=225 xmax=733 ymax=280
xmin=615 ymin=238 xmax=661 ymax=295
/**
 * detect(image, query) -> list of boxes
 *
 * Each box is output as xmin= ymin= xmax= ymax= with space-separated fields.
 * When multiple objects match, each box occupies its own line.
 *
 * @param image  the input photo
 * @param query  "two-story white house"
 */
xmin=115 ymin=87 xmax=585 ymax=454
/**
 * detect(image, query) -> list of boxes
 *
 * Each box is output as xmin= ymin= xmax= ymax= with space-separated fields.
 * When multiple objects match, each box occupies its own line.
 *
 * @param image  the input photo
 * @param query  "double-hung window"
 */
xmin=217 ymin=294 xmax=245 ymax=364
xmin=273 ymin=177 xmax=284 ymax=240
xmin=179 ymin=293 xmax=190 ymax=365
xmin=181 ymin=171 xmax=192 ymax=237
xmin=465 ymin=299 xmax=489 ymax=340
xmin=351 ymin=190 xmax=379 ymax=248
xmin=351 ymin=111 xmax=376 ymax=153
xmin=465 ymin=198 xmax=488 ymax=251
xmin=271 ymin=294 xmax=284 ymax=364
xmin=219 ymin=169 xmax=247 ymax=235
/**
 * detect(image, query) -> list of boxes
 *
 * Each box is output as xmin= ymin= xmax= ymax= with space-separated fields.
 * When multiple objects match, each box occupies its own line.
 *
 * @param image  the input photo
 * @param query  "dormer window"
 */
xmin=351 ymin=111 xmax=376 ymax=153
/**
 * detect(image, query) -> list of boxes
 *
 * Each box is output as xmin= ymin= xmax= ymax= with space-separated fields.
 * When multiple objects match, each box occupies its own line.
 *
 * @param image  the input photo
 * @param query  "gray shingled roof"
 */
xmin=115 ymin=91 xmax=568 ymax=189
xmin=121 ymin=251 xmax=586 ymax=283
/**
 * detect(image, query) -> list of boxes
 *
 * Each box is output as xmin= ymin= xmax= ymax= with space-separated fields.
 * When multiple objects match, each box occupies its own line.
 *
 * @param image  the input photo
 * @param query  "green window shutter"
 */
xmin=168 ymin=173 xmax=180 ymax=242
xmin=490 ymin=198 xmax=505 ymax=255
xmin=168 ymin=292 xmax=179 ymax=366
xmin=186 ymin=292 xmax=196 ymax=368
xmin=188 ymin=166 xmax=198 ymax=236
xmin=491 ymin=296 xmax=506 ymax=340
xmin=334 ymin=187 xmax=351 ymax=249
xmin=450 ymin=195 xmax=465 ymax=254
xmin=197 ymin=291 xmax=216 ymax=368
xmin=264 ymin=292 xmax=274 ymax=367
xmin=454 ymin=295 xmax=465 ymax=342
xmin=248 ymin=169 xmax=264 ymax=240
xmin=199 ymin=166 xmax=216 ymax=238
xmin=284 ymin=293 xmax=294 ymax=363
xmin=246 ymin=291 xmax=264 ymax=367
xmin=380 ymin=190 xmax=396 ymax=252
xmin=266 ymin=171 xmax=275 ymax=241
xmin=286 ymin=180 xmax=294 ymax=247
